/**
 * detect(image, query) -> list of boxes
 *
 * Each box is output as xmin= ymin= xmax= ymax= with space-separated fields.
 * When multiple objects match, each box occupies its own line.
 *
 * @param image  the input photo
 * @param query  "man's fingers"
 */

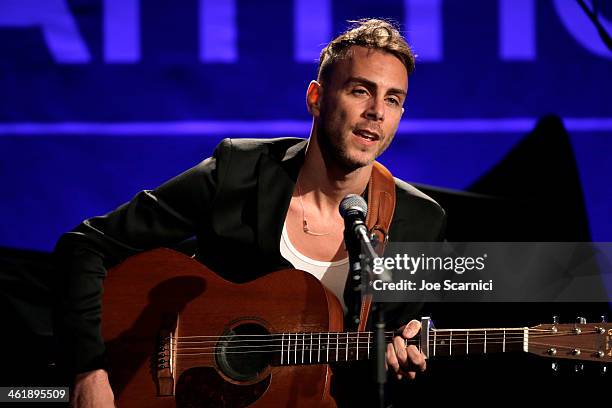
xmin=402 ymin=320 xmax=421 ymax=339
xmin=386 ymin=343 xmax=400 ymax=373
xmin=406 ymin=345 xmax=426 ymax=372
xmin=393 ymin=336 xmax=408 ymax=365
xmin=387 ymin=321 xmax=428 ymax=381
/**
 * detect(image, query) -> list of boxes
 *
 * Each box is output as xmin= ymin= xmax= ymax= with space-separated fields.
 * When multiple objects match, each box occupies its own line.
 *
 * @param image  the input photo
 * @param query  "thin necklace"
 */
xmin=296 ymin=179 xmax=330 ymax=236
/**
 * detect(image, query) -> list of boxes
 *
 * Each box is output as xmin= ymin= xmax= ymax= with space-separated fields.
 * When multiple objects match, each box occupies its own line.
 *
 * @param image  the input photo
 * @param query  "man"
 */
xmin=54 ymin=19 xmax=446 ymax=406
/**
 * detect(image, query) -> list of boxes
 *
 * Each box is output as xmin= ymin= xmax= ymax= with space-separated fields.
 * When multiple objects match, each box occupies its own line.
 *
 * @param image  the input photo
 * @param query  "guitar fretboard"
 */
xmin=426 ymin=328 xmax=528 ymax=357
xmin=271 ymin=328 xmax=528 ymax=365
xmin=276 ymin=332 xmax=374 ymax=365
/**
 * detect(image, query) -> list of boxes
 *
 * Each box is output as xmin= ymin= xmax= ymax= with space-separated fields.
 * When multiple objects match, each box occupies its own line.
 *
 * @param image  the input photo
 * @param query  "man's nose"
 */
xmin=364 ymin=97 xmax=385 ymax=121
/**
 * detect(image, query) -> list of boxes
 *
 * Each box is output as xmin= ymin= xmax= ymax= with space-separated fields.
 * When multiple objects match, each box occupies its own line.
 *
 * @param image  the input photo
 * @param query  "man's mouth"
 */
xmin=353 ymin=129 xmax=381 ymax=141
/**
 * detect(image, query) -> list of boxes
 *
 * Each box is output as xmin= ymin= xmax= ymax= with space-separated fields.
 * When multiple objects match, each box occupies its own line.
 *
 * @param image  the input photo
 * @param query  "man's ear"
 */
xmin=306 ymin=80 xmax=322 ymax=116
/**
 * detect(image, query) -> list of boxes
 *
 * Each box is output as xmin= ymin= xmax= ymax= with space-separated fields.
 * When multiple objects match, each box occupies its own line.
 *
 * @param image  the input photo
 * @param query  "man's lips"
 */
xmin=353 ymin=128 xmax=381 ymax=141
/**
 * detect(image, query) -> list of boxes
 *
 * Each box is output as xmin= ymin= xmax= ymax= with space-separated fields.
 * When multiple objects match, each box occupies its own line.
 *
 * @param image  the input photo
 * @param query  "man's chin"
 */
xmin=337 ymin=153 xmax=375 ymax=172
xmin=318 ymin=134 xmax=375 ymax=171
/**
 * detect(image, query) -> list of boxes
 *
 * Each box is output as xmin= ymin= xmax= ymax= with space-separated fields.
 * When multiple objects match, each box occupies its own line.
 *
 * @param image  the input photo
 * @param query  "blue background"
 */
xmin=0 ymin=0 xmax=611 ymax=251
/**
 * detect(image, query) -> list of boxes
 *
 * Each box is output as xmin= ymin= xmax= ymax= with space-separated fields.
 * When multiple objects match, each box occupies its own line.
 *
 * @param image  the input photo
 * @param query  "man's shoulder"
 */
xmin=215 ymin=137 xmax=307 ymax=160
xmin=389 ymin=178 xmax=446 ymax=241
xmin=393 ymin=177 xmax=446 ymax=221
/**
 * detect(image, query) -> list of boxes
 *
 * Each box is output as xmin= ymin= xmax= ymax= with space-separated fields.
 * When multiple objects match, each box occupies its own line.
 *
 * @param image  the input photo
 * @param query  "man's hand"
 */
xmin=385 ymin=320 xmax=426 ymax=380
xmin=72 ymin=369 xmax=115 ymax=407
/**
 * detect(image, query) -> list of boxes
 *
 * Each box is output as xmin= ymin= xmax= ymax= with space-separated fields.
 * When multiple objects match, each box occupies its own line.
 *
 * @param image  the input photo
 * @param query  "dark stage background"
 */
xmin=1 ymin=0 xmax=611 ymax=397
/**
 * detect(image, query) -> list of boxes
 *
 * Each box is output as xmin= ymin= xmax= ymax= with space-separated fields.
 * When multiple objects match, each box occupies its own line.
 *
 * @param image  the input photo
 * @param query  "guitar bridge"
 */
xmin=156 ymin=313 xmax=179 ymax=396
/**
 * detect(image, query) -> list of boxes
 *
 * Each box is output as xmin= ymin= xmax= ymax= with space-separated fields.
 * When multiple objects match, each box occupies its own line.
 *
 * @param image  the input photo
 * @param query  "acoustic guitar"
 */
xmin=102 ymin=248 xmax=612 ymax=407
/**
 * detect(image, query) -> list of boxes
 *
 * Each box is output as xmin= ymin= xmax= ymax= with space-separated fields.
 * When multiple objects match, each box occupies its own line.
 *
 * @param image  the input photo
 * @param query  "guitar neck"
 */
xmin=424 ymin=327 xmax=528 ymax=358
xmin=273 ymin=327 xmax=528 ymax=366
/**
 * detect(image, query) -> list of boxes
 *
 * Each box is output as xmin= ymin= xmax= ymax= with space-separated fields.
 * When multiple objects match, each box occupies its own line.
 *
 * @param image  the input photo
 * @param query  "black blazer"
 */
xmin=54 ymin=137 xmax=446 ymax=374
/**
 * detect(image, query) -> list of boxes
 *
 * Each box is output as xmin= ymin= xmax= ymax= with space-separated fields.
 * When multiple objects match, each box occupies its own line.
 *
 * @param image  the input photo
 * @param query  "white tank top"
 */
xmin=279 ymin=222 xmax=350 ymax=312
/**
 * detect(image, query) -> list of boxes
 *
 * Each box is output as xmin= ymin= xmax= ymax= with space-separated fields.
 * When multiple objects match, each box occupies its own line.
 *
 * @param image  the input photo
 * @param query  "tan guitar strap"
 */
xmin=357 ymin=161 xmax=396 ymax=332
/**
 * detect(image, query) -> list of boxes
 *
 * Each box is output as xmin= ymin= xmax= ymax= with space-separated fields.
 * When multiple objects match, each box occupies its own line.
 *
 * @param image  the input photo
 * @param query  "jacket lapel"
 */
xmin=256 ymin=140 xmax=308 ymax=265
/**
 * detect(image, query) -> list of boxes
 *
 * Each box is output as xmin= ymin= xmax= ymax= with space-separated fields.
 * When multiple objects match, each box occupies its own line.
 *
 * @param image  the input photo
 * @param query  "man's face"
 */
xmin=316 ymin=46 xmax=408 ymax=171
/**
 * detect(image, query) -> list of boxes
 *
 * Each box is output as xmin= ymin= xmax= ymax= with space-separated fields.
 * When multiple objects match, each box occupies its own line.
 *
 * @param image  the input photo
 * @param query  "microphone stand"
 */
xmin=344 ymin=226 xmax=364 ymax=329
xmin=359 ymin=239 xmax=388 ymax=408
xmin=345 ymin=226 xmax=389 ymax=408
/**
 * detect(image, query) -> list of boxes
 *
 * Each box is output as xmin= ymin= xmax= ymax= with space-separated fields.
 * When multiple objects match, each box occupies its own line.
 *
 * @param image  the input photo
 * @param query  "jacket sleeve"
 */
xmin=382 ymin=187 xmax=447 ymax=330
xmin=53 ymin=139 xmax=232 ymax=375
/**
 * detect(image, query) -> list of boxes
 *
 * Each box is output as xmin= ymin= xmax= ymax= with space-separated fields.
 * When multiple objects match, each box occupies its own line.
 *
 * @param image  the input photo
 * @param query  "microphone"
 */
xmin=339 ymin=194 xmax=378 ymax=261
xmin=339 ymin=194 xmax=392 ymax=282
xmin=339 ymin=194 xmax=369 ymax=240
xmin=340 ymin=194 xmax=371 ymax=328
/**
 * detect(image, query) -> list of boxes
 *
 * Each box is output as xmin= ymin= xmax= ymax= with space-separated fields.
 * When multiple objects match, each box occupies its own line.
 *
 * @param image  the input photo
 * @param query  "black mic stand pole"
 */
xmin=345 ymin=225 xmax=389 ymax=408
xmin=358 ymin=239 xmax=388 ymax=408
xmin=344 ymin=225 xmax=363 ymax=330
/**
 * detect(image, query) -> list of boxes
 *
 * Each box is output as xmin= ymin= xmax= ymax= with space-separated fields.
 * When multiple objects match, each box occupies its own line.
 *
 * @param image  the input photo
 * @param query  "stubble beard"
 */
xmin=316 ymin=120 xmax=367 ymax=173
xmin=316 ymin=120 xmax=395 ymax=173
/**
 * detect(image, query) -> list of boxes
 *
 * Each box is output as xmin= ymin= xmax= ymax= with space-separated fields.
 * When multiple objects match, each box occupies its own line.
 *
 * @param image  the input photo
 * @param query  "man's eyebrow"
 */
xmin=344 ymin=76 xmax=407 ymax=96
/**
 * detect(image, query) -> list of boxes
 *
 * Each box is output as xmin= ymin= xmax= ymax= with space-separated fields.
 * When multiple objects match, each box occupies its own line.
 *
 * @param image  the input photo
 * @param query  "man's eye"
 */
xmin=386 ymin=97 xmax=400 ymax=106
xmin=352 ymin=89 xmax=368 ymax=95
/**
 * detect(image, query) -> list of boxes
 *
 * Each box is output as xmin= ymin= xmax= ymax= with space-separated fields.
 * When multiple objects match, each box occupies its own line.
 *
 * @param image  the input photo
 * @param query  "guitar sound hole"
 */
xmin=216 ymin=323 xmax=272 ymax=382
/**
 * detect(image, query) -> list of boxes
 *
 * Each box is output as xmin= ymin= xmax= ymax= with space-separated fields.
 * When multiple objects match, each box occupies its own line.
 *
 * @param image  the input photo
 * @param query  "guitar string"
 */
xmin=173 ymin=330 xmax=576 ymax=341
xmin=174 ymin=337 xmax=524 ymax=351
xmin=171 ymin=334 xmax=582 ymax=351
xmin=172 ymin=337 xmax=592 ymax=350
xmin=175 ymin=328 xmax=580 ymax=339
xmin=170 ymin=331 xmax=586 ymax=346
xmin=172 ymin=338 xmax=568 ymax=351
xmin=170 ymin=328 xmax=580 ymax=342
xmin=175 ymin=333 xmax=527 ymax=344
xmin=174 ymin=337 xmax=564 ymax=348
xmin=169 ymin=336 xmax=592 ymax=353
xmin=171 ymin=344 xmax=604 ymax=358
xmin=171 ymin=327 xmax=562 ymax=339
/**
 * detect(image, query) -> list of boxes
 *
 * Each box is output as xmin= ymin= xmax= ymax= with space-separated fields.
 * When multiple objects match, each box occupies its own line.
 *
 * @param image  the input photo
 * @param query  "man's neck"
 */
xmin=298 ymin=136 xmax=372 ymax=217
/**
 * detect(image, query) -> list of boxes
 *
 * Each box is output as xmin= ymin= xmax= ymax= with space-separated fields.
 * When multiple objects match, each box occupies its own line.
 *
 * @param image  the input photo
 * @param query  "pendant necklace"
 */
xmin=296 ymin=180 xmax=330 ymax=236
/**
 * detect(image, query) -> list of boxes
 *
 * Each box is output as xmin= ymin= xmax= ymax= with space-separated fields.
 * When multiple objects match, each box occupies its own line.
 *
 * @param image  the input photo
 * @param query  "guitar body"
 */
xmin=102 ymin=248 xmax=344 ymax=407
